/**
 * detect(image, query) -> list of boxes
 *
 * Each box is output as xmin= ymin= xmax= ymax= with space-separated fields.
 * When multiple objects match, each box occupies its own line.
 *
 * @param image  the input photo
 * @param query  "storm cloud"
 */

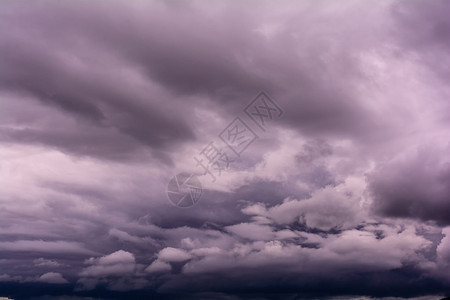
xmin=1 ymin=0 xmax=449 ymax=299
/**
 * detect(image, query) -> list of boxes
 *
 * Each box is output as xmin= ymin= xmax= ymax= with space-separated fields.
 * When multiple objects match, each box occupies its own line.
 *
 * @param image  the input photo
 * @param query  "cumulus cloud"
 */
xmin=80 ymin=250 xmax=136 ymax=277
xmin=225 ymin=223 xmax=275 ymax=241
xmin=182 ymin=224 xmax=431 ymax=276
xmin=437 ymin=227 xmax=450 ymax=266
xmin=241 ymin=177 xmax=367 ymax=231
xmin=157 ymin=247 xmax=192 ymax=263
xmin=38 ymin=272 xmax=69 ymax=284
xmin=75 ymin=250 xmax=153 ymax=292
xmin=33 ymin=258 xmax=62 ymax=268
xmin=145 ymin=260 xmax=172 ymax=274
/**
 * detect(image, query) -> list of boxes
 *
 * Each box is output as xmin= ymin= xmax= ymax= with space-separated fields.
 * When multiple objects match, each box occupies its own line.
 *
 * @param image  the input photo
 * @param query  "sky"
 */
xmin=0 ymin=0 xmax=450 ymax=299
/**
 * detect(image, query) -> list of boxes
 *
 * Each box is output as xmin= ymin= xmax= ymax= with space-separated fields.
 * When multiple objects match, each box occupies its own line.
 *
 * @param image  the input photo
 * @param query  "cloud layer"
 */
xmin=1 ymin=0 xmax=449 ymax=299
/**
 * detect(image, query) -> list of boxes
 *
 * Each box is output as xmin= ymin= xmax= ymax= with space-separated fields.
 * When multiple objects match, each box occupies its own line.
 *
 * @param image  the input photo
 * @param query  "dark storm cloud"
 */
xmin=369 ymin=144 xmax=450 ymax=225
xmin=1 ymin=0 xmax=450 ymax=299
xmin=0 ymin=1 xmax=198 ymax=164
xmin=391 ymin=0 xmax=450 ymax=81
xmin=0 ymin=126 xmax=144 ymax=161
xmin=0 ymin=0 xmax=402 ymax=159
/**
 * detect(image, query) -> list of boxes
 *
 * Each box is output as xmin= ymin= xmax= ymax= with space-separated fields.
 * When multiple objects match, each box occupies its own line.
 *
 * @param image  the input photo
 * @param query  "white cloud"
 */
xmin=437 ymin=227 xmax=450 ymax=263
xmin=145 ymin=259 xmax=171 ymax=274
xmin=157 ymin=247 xmax=192 ymax=262
xmin=38 ymin=272 xmax=68 ymax=284
xmin=80 ymin=250 xmax=136 ymax=277
xmin=241 ymin=177 xmax=367 ymax=231
xmin=182 ymin=223 xmax=432 ymax=277
xmin=34 ymin=258 xmax=61 ymax=267
xmin=98 ymin=250 xmax=135 ymax=265
xmin=225 ymin=223 xmax=275 ymax=241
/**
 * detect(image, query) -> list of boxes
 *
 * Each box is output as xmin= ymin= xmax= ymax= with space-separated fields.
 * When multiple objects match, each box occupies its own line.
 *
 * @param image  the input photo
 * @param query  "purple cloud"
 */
xmin=1 ymin=1 xmax=450 ymax=299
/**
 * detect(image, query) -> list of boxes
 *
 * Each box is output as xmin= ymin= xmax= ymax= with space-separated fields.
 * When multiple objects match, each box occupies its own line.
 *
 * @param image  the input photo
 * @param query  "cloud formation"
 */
xmin=0 ymin=0 xmax=449 ymax=299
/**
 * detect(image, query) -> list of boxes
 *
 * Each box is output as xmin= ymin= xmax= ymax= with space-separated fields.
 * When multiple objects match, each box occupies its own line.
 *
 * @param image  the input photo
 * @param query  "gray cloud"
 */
xmin=1 ymin=0 xmax=450 ymax=299
xmin=369 ymin=144 xmax=450 ymax=225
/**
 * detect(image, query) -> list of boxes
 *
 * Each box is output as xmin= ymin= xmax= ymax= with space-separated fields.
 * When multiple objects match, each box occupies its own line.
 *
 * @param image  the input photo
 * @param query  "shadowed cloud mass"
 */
xmin=0 ymin=0 xmax=449 ymax=299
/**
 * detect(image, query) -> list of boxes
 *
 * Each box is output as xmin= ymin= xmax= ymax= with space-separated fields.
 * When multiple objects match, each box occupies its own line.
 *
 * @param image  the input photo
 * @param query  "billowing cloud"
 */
xmin=80 ymin=250 xmax=136 ymax=277
xmin=157 ymin=247 xmax=192 ymax=263
xmin=34 ymin=258 xmax=62 ymax=268
xmin=145 ymin=260 xmax=172 ymax=274
xmin=437 ymin=227 xmax=450 ymax=274
xmin=38 ymin=272 xmax=69 ymax=284
xmin=369 ymin=144 xmax=450 ymax=225
xmin=1 ymin=0 xmax=450 ymax=299
xmin=240 ymin=177 xmax=367 ymax=231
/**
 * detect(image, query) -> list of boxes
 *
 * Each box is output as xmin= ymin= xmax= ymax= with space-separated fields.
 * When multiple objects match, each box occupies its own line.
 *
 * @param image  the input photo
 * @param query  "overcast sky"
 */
xmin=1 ymin=0 xmax=450 ymax=299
